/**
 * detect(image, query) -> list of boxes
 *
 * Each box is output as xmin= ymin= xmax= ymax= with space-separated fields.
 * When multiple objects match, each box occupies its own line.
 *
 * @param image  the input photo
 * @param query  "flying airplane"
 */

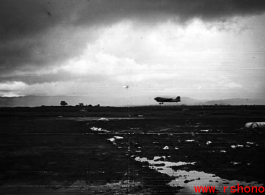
xmin=154 ymin=96 xmax=181 ymax=105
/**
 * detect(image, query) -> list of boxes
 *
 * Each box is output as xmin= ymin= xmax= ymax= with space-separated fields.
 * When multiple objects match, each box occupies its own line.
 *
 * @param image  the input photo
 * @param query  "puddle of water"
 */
xmin=135 ymin=156 xmax=263 ymax=195
xmin=108 ymin=138 xmax=115 ymax=142
xmin=247 ymin=142 xmax=255 ymax=144
xmin=231 ymin=144 xmax=244 ymax=148
xmin=135 ymin=157 xmax=195 ymax=167
xmin=107 ymin=136 xmax=124 ymax=145
xmin=169 ymin=172 xmax=262 ymax=195
xmin=67 ymin=117 xmax=145 ymax=122
xmin=114 ymin=136 xmax=123 ymax=139
xmin=231 ymin=162 xmax=241 ymax=165
xmin=90 ymin=127 xmax=110 ymax=133
xmin=98 ymin=118 xmax=109 ymax=121
xmin=163 ymin=146 xmax=169 ymax=150
xmin=200 ymin=129 xmax=209 ymax=132
xmin=206 ymin=141 xmax=212 ymax=145
xmin=153 ymin=156 xmax=161 ymax=161
xmin=107 ymin=138 xmax=117 ymax=145
xmin=185 ymin=140 xmax=195 ymax=142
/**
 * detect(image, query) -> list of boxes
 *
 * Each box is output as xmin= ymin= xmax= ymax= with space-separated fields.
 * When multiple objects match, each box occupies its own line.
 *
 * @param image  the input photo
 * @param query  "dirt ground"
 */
xmin=0 ymin=105 xmax=265 ymax=194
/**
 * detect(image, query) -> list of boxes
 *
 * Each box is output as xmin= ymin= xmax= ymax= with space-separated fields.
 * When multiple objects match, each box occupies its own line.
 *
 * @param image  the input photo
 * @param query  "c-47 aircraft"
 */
xmin=154 ymin=96 xmax=181 ymax=105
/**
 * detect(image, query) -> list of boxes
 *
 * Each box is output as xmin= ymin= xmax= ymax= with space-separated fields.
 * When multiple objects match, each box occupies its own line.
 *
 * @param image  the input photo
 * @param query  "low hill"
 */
xmin=0 ymin=96 xmax=265 ymax=107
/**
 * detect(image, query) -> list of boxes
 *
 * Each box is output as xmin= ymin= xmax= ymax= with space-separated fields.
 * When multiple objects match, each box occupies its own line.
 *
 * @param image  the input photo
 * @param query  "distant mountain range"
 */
xmin=0 ymin=96 xmax=264 ymax=107
xmin=180 ymin=97 xmax=265 ymax=105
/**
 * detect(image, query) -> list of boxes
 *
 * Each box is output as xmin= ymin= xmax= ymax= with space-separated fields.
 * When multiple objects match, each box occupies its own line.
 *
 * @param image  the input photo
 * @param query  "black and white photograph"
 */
xmin=1 ymin=0 xmax=265 ymax=194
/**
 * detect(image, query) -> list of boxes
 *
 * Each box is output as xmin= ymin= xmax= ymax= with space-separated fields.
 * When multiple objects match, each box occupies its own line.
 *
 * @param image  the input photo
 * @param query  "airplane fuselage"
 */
xmin=154 ymin=96 xmax=181 ymax=104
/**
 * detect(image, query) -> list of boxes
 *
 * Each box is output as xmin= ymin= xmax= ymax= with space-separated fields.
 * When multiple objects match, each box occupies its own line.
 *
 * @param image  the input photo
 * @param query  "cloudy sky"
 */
xmin=1 ymin=0 xmax=265 ymax=105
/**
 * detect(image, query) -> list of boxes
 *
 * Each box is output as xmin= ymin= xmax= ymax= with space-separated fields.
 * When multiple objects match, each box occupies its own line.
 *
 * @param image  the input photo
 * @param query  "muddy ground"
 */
xmin=0 ymin=105 xmax=265 ymax=194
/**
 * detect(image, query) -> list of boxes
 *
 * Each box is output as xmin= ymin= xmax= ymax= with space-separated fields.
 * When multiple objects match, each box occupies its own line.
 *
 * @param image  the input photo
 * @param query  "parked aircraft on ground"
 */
xmin=154 ymin=96 xmax=181 ymax=105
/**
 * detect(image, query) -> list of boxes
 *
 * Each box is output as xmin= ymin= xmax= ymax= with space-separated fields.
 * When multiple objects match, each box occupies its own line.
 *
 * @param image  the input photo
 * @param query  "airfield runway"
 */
xmin=0 ymin=105 xmax=265 ymax=194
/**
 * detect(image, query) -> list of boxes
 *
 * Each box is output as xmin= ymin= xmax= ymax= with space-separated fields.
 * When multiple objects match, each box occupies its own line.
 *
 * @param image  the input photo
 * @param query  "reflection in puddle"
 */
xmin=135 ymin=156 xmax=195 ymax=167
xmin=200 ymin=129 xmax=209 ymax=132
xmin=114 ymin=136 xmax=123 ymax=139
xmin=231 ymin=144 xmax=244 ymax=148
xmin=108 ymin=138 xmax=115 ymax=142
xmin=185 ymin=140 xmax=195 ymax=142
xmin=107 ymin=138 xmax=116 ymax=145
xmin=107 ymin=136 xmax=124 ymax=145
xmin=247 ymin=142 xmax=255 ymax=144
xmin=135 ymin=156 xmax=263 ymax=194
xmin=231 ymin=162 xmax=241 ymax=165
xmin=71 ymin=117 xmax=145 ymax=121
xmin=90 ymin=127 xmax=110 ymax=133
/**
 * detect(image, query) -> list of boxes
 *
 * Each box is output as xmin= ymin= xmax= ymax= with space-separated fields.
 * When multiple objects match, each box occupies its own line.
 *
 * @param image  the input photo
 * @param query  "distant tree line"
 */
xmin=60 ymin=101 xmax=100 ymax=107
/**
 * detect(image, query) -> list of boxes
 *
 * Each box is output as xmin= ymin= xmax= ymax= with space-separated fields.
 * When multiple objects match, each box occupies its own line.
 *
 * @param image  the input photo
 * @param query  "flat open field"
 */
xmin=0 ymin=105 xmax=265 ymax=194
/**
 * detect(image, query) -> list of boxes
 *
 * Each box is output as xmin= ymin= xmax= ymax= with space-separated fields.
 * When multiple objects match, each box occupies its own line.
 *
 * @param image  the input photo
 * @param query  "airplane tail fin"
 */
xmin=176 ymin=96 xmax=181 ymax=101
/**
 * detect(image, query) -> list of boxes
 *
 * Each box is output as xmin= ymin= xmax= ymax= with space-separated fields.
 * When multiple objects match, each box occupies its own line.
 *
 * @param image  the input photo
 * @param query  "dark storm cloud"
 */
xmin=76 ymin=0 xmax=265 ymax=26
xmin=0 ymin=0 xmax=89 ymax=75
xmin=0 ymin=0 xmax=84 ymax=41
xmin=1 ymin=0 xmax=265 ymax=82
xmin=2 ymin=0 xmax=265 ymax=38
